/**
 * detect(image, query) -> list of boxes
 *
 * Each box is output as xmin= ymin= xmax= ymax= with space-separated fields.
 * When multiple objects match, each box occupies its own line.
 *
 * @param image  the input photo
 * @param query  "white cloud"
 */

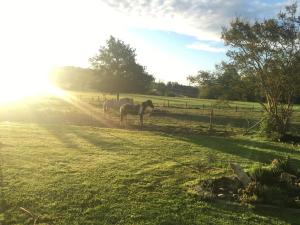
xmin=102 ymin=0 xmax=290 ymax=42
xmin=187 ymin=43 xmax=226 ymax=53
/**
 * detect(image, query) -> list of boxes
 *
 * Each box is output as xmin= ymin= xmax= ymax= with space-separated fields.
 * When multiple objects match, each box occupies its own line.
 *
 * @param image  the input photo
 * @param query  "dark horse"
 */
xmin=120 ymin=100 xmax=154 ymax=128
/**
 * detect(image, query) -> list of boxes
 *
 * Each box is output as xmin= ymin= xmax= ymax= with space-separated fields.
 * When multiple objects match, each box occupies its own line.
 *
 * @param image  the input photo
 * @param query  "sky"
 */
xmin=0 ymin=0 xmax=294 ymax=84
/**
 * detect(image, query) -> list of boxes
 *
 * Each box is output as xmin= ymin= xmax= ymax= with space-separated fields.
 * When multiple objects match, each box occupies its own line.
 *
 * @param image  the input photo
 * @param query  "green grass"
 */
xmin=0 ymin=93 xmax=300 ymax=224
xmin=74 ymin=91 xmax=264 ymax=109
xmin=73 ymin=91 xmax=300 ymax=111
xmin=72 ymin=91 xmax=300 ymax=134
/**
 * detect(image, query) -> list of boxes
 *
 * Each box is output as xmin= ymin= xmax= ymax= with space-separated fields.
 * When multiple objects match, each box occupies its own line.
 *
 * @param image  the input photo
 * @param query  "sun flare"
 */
xmin=0 ymin=66 xmax=64 ymax=105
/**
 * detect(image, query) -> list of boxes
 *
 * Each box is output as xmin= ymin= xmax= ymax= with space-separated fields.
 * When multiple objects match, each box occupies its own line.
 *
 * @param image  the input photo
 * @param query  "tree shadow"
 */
xmin=0 ymin=143 xmax=7 ymax=220
xmin=145 ymin=130 xmax=300 ymax=224
xmin=252 ymin=205 xmax=300 ymax=225
xmin=206 ymin=201 xmax=300 ymax=225
xmin=71 ymin=130 xmax=126 ymax=151
xmin=153 ymin=110 xmax=257 ymax=129
xmin=39 ymin=124 xmax=79 ymax=149
xmin=290 ymin=122 xmax=300 ymax=136
xmin=160 ymin=132 xmax=300 ymax=165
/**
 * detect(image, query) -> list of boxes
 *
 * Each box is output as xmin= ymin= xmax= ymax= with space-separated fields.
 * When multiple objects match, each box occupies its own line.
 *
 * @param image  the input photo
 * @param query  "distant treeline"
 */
xmin=50 ymin=66 xmax=198 ymax=97
xmin=151 ymin=82 xmax=198 ymax=98
xmin=50 ymin=66 xmax=95 ymax=91
xmin=50 ymin=65 xmax=300 ymax=103
xmin=188 ymin=63 xmax=300 ymax=103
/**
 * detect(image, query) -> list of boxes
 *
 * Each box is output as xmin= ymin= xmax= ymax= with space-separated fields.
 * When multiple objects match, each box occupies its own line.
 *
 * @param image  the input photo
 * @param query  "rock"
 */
xmin=217 ymin=194 xmax=225 ymax=198
xmin=280 ymin=172 xmax=297 ymax=184
xmin=230 ymin=163 xmax=251 ymax=187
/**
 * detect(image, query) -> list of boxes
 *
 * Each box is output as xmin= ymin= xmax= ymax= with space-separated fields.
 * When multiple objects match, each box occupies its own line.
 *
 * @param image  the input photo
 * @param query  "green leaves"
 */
xmin=89 ymin=36 xmax=154 ymax=94
xmin=222 ymin=3 xmax=300 ymax=138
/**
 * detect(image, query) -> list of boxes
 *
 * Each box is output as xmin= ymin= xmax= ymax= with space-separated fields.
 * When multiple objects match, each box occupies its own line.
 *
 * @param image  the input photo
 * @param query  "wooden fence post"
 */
xmin=168 ymin=100 xmax=170 ymax=107
xmin=235 ymin=105 xmax=238 ymax=112
xmin=209 ymin=109 xmax=214 ymax=130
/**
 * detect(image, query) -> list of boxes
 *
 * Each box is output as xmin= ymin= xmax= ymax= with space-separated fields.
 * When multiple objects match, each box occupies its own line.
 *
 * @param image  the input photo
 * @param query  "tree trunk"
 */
xmin=261 ymin=99 xmax=292 ymax=139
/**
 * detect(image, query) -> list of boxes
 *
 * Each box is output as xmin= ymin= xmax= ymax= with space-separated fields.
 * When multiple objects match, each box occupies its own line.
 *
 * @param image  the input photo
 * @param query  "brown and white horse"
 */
xmin=103 ymin=98 xmax=133 ymax=113
xmin=120 ymin=100 xmax=154 ymax=128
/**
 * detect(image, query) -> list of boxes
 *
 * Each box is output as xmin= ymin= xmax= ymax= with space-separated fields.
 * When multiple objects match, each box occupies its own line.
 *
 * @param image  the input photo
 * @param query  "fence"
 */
xmin=75 ymin=94 xmax=266 ymax=113
xmin=76 ymin=94 xmax=300 ymax=113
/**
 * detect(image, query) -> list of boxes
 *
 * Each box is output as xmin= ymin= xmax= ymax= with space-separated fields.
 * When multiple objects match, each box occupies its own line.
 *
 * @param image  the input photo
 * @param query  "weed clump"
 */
xmin=240 ymin=158 xmax=300 ymax=207
xmin=195 ymin=158 xmax=300 ymax=208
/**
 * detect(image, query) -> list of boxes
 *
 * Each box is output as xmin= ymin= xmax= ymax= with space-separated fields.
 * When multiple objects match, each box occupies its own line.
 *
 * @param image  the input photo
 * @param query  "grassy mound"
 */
xmin=196 ymin=158 xmax=300 ymax=208
xmin=241 ymin=158 xmax=300 ymax=207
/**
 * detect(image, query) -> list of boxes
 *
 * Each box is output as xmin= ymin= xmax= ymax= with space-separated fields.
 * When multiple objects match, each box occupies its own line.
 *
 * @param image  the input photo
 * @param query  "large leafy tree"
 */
xmin=222 ymin=3 xmax=300 ymax=138
xmin=188 ymin=70 xmax=220 ymax=99
xmin=89 ymin=36 xmax=154 ymax=99
xmin=187 ymin=63 xmax=248 ymax=100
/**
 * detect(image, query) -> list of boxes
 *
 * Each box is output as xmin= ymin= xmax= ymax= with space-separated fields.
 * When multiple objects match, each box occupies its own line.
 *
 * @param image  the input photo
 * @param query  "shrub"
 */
xmin=271 ymin=158 xmax=300 ymax=177
xmin=248 ymin=165 xmax=276 ymax=185
xmin=238 ymin=181 xmax=261 ymax=204
xmin=259 ymin=113 xmax=283 ymax=140
xmin=240 ymin=159 xmax=300 ymax=207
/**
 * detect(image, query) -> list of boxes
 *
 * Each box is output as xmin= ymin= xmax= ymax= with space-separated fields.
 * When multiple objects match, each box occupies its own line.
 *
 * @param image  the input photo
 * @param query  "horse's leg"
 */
xmin=120 ymin=111 xmax=124 ymax=126
xmin=140 ymin=114 xmax=143 ymax=129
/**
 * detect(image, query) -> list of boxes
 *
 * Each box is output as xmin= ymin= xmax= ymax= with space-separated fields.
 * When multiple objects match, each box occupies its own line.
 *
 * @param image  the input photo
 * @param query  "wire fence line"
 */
xmin=75 ymin=95 xmax=300 ymax=114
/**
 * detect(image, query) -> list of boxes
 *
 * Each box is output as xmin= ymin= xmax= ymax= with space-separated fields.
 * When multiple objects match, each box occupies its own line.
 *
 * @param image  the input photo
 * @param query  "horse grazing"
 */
xmin=120 ymin=100 xmax=154 ymax=128
xmin=103 ymin=98 xmax=133 ymax=113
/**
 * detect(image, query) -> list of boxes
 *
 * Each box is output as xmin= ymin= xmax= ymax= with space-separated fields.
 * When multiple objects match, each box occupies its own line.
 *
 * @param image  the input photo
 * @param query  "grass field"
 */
xmin=1 ymin=92 xmax=300 ymax=224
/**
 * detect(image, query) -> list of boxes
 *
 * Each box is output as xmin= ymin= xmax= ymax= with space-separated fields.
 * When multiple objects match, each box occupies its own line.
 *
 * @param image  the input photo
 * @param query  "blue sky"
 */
xmin=128 ymin=28 xmax=228 ymax=82
xmin=0 ymin=0 xmax=295 ymax=84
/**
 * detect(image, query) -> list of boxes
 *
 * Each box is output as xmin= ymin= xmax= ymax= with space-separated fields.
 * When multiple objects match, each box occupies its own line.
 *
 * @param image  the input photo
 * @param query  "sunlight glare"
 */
xmin=0 ymin=66 xmax=64 ymax=105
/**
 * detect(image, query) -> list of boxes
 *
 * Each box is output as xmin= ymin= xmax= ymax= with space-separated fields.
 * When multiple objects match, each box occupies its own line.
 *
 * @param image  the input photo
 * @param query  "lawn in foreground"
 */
xmin=1 ymin=122 xmax=300 ymax=224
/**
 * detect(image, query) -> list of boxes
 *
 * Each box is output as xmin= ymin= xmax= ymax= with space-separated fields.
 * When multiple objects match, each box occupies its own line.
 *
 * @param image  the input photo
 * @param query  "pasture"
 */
xmin=0 ymin=92 xmax=300 ymax=224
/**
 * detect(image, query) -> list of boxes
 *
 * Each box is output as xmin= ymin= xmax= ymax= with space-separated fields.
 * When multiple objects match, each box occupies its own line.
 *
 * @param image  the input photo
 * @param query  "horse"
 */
xmin=120 ymin=100 xmax=154 ymax=128
xmin=103 ymin=98 xmax=133 ymax=113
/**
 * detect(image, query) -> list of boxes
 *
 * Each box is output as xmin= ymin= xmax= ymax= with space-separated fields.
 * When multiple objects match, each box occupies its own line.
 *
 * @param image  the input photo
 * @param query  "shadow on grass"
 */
xmin=207 ymin=201 xmax=300 ymax=225
xmin=71 ymin=129 xmax=137 ymax=152
xmin=253 ymin=205 xmax=300 ymax=225
xmin=39 ymin=124 xmax=139 ymax=155
xmin=39 ymin=124 xmax=79 ymax=149
xmin=153 ymin=110 xmax=257 ymax=129
xmin=159 ymin=132 xmax=300 ymax=166
xmin=0 ymin=143 xmax=8 ymax=222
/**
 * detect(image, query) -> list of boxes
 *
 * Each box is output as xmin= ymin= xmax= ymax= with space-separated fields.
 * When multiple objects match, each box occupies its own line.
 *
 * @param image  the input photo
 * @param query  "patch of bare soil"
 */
xmin=194 ymin=176 xmax=242 ymax=201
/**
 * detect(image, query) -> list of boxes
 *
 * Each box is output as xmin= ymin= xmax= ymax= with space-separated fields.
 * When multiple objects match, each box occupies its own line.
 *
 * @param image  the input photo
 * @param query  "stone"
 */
xmin=230 ymin=163 xmax=251 ymax=187
xmin=217 ymin=194 xmax=225 ymax=198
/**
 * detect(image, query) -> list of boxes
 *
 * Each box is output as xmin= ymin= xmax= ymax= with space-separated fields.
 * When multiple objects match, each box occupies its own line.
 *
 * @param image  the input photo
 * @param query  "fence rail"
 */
xmin=74 ymin=95 xmax=300 ymax=114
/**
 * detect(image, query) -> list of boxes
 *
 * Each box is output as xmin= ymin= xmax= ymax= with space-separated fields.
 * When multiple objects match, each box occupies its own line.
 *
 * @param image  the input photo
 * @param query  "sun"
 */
xmin=0 ymin=66 xmax=62 ymax=105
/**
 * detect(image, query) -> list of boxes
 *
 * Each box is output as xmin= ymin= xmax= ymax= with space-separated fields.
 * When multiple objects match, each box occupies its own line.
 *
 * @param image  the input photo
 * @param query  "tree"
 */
xmin=215 ymin=62 xmax=245 ymax=100
xmin=222 ymin=3 xmax=300 ymax=139
xmin=188 ymin=64 xmax=245 ymax=100
xmin=89 ymin=36 xmax=154 ymax=99
xmin=188 ymin=70 xmax=220 ymax=99
xmin=50 ymin=66 xmax=95 ymax=91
